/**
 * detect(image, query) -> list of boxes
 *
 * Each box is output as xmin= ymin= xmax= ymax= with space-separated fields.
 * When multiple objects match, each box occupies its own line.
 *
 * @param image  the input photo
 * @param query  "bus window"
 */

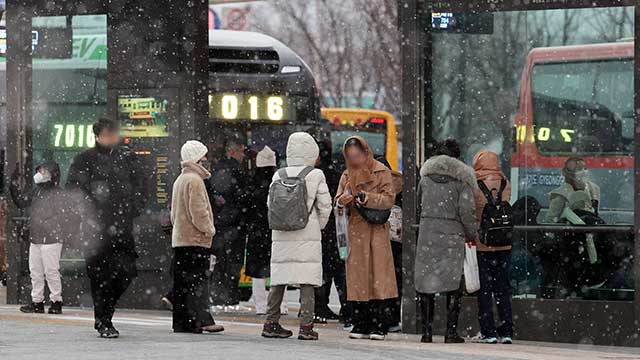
xmin=531 ymin=60 xmax=634 ymax=155
xmin=331 ymin=130 xmax=386 ymax=159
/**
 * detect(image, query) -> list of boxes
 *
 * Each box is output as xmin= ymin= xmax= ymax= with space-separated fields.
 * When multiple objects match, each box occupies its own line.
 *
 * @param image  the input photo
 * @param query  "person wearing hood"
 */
xmin=471 ymin=150 xmax=513 ymax=344
xmin=336 ymin=136 xmax=397 ymax=341
xmin=11 ymin=160 xmax=67 ymax=315
xmin=415 ymin=139 xmax=477 ymax=344
xmin=262 ymin=132 xmax=332 ymax=341
xmin=545 ymin=157 xmax=600 ymax=223
xmin=170 ymin=140 xmax=224 ymax=334
xmin=66 ymin=117 xmax=149 ymax=338
xmin=245 ymin=146 xmax=287 ymax=316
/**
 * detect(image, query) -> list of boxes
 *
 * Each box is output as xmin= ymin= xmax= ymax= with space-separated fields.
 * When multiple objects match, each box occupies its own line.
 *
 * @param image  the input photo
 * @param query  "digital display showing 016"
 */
xmin=209 ymin=94 xmax=290 ymax=122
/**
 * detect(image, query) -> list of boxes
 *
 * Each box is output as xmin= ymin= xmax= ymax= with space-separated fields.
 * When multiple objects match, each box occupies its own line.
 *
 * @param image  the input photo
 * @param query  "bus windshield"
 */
xmin=331 ymin=130 xmax=386 ymax=158
xmin=531 ymin=59 xmax=634 ymax=155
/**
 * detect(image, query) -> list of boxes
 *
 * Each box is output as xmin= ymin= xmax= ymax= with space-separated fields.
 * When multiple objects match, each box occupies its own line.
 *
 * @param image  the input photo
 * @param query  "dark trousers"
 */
xmin=352 ymin=300 xmax=390 ymax=334
xmin=386 ymin=241 xmax=403 ymax=326
xmin=173 ymin=247 xmax=215 ymax=332
xmin=86 ymin=253 xmax=137 ymax=328
xmin=210 ymin=227 xmax=245 ymax=306
xmin=315 ymin=256 xmax=350 ymax=321
xmin=418 ymin=286 xmax=463 ymax=337
xmin=477 ymin=251 xmax=513 ymax=338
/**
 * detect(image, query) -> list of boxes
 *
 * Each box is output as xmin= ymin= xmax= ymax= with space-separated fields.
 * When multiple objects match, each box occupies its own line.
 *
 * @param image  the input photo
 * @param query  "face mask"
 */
xmin=33 ymin=171 xmax=51 ymax=184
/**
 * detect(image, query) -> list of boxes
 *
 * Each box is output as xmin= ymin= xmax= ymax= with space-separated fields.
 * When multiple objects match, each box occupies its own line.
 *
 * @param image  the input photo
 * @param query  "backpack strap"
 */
xmin=496 ymin=178 xmax=507 ymax=203
xmin=296 ymin=166 xmax=315 ymax=179
xmin=477 ymin=180 xmax=496 ymax=205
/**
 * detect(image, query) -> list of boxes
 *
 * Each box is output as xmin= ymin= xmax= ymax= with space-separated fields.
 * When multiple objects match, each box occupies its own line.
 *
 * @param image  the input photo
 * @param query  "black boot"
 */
xmin=419 ymin=293 xmax=434 ymax=343
xmin=444 ymin=290 xmax=464 ymax=344
xmin=20 ymin=302 xmax=45 ymax=314
xmin=48 ymin=301 xmax=63 ymax=314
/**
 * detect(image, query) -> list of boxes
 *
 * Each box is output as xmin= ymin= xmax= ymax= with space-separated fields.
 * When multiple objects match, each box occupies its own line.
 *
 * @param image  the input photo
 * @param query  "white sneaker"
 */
xmin=349 ymin=332 xmax=370 ymax=340
xmin=500 ymin=337 xmax=513 ymax=344
xmin=470 ymin=332 xmax=498 ymax=344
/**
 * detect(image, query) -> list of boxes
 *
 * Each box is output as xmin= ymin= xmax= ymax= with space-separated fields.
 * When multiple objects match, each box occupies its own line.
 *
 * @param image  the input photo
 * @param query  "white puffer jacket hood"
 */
xmin=269 ymin=132 xmax=331 ymax=287
xmin=287 ymin=132 xmax=319 ymax=167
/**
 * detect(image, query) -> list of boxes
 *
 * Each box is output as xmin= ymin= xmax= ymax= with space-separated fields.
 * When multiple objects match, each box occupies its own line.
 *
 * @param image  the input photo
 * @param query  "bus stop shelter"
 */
xmin=2 ymin=0 xmax=640 ymax=347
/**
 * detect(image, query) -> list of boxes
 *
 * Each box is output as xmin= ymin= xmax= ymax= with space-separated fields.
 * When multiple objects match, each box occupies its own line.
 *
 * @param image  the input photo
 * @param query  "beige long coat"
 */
xmin=336 ymin=154 xmax=398 ymax=302
xmin=170 ymin=162 xmax=215 ymax=249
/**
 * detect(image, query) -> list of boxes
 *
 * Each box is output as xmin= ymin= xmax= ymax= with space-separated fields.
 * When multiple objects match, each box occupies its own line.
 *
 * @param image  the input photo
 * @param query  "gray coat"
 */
xmin=414 ymin=155 xmax=478 ymax=294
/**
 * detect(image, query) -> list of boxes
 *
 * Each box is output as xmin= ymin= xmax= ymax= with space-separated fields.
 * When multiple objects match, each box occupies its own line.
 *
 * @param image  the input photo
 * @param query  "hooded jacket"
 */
xmin=10 ymin=161 xmax=73 ymax=245
xmin=269 ymin=132 xmax=333 ymax=287
xmin=472 ymin=151 xmax=512 ymax=252
xmin=335 ymin=135 xmax=398 ymax=301
xmin=415 ymin=155 xmax=477 ymax=294
xmin=171 ymin=161 xmax=216 ymax=249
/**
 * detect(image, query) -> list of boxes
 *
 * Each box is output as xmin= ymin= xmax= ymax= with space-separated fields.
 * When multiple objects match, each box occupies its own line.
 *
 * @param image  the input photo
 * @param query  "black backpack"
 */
xmin=478 ymin=179 xmax=513 ymax=247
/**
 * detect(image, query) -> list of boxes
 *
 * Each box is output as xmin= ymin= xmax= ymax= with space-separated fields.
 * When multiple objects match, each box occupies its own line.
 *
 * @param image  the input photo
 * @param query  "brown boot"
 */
xmin=298 ymin=323 xmax=318 ymax=340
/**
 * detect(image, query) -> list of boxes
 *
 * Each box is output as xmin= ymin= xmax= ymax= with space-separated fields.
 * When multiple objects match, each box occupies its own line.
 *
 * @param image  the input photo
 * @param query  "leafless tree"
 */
xmin=251 ymin=0 xmax=401 ymax=115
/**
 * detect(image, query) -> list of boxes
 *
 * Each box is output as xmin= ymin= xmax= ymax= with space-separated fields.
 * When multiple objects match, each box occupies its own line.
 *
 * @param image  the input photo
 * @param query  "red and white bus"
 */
xmin=512 ymin=41 xmax=634 ymax=224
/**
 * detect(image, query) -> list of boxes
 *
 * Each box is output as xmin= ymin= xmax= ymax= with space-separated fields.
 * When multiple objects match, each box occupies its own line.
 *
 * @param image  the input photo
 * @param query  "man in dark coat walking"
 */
xmin=66 ymin=117 xmax=148 ymax=338
xmin=207 ymin=138 xmax=248 ymax=308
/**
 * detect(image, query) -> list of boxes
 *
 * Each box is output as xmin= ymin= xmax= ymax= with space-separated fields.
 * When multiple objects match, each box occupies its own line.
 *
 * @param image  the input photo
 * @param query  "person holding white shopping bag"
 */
xmin=11 ymin=161 xmax=70 ymax=315
xmin=414 ymin=139 xmax=478 ymax=344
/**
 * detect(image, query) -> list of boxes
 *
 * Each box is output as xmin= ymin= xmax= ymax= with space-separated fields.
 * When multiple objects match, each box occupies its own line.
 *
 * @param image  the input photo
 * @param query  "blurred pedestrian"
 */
xmin=11 ymin=161 xmax=67 ymax=315
xmin=414 ymin=139 xmax=477 ymax=344
xmin=208 ymin=137 xmax=249 ymax=310
xmin=336 ymin=136 xmax=397 ymax=341
xmin=471 ymin=150 xmax=513 ymax=344
xmin=170 ymin=140 xmax=224 ymax=334
xmin=261 ymin=132 xmax=332 ymax=341
xmin=67 ymin=117 xmax=148 ymax=338
xmin=246 ymin=146 xmax=286 ymax=315
xmin=314 ymin=140 xmax=350 ymax=326
xmin=375 ymin=156 xmax=403 ymax=333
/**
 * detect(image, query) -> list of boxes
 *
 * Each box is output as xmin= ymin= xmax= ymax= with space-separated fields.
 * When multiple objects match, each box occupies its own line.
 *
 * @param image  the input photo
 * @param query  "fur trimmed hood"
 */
xmin=420 ymin=155 xmax=478 ymax=189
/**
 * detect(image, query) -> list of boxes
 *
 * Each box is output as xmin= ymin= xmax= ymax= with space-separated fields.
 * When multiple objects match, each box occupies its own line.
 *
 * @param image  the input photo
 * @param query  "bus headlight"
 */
xmin=281 ymin=66 xmax=301 ymax=74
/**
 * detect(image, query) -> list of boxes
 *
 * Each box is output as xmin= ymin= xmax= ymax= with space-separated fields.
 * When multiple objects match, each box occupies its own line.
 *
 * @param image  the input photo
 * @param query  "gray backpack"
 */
xmin=268 ymin=166 xmax=314 ymax=231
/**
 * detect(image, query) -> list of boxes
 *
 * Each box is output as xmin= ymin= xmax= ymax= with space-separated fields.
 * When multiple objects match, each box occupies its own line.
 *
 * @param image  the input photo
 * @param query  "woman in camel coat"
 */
xmin=336 ymin=136 xmax=397 ymax=340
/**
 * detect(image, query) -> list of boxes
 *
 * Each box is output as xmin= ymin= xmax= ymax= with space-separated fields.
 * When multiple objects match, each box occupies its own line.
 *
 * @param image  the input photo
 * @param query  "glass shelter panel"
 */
xmin=30 ymin=14 xmax=107 ymax=259
xmin=430 ymin=7 xmax=635 ymax=301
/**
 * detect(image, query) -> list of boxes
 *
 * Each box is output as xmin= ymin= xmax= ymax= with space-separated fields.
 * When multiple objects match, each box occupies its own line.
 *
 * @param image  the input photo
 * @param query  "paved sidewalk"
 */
xmin=0 ymin=305 xmax=639 ymax=360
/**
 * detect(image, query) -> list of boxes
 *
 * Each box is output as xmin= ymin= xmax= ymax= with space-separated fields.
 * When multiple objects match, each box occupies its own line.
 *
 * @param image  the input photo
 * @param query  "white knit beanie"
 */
xmin=181 ymin=140 xmax=208 ymax=163
xmin=256 ymin=145 xmax=277 ymax=168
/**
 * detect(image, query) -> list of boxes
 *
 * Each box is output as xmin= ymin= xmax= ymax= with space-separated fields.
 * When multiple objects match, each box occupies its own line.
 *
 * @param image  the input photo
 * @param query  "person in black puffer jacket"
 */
xmin=66 ymin=117 xmax=149 ymax=338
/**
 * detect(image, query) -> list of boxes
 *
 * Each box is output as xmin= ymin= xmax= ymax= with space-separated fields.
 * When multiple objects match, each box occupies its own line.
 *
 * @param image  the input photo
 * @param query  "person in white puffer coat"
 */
xmin=262 ymin=132 xmax=333 ymax=341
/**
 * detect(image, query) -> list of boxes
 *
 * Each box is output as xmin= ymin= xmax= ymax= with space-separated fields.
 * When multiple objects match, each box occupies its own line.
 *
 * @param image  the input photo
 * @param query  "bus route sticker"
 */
xmin=226 ymin=8 xmax=248 ymax=31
